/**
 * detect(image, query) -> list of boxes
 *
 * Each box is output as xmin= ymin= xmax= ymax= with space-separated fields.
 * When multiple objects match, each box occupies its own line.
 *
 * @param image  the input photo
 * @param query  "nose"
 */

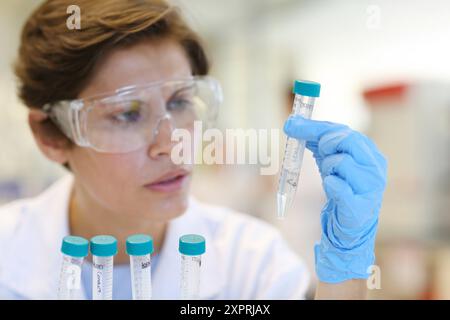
xmin=148 ymin=113 xmax=176 ymax=159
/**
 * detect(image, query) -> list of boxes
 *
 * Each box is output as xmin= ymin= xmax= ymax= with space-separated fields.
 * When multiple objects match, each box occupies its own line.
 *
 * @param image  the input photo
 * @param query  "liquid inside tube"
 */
xmin=277 ymin=95 xmax=315 ymax=219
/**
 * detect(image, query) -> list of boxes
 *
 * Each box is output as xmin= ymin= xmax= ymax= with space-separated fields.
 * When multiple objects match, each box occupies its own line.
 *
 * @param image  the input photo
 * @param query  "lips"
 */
xmin=144 ymin=169 xmax=190 ymax=193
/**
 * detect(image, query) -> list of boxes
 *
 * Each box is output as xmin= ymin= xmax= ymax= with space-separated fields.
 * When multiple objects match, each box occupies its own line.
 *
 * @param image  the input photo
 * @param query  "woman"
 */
xmin=0 ymin=0 xmax=386 ymax=299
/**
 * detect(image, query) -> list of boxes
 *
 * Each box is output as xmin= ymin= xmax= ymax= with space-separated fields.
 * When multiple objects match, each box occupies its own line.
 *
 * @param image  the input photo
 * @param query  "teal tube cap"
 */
xmin=126 ymin=234 xmax=154 ymax=256
xmin=90 ymin=235 xmax=118 ymax=257
xmin=293 ymin=80 xmax=321 ymax=97
xmin=61 ymin=235 xmax=89 ymax=258
xmin=179 ymin=234 xmax=205 ymax=256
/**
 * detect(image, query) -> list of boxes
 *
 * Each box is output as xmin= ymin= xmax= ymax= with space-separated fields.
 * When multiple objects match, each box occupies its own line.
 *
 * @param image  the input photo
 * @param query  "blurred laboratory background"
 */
xmin=0 ymin=0 xmax=449 ymax=299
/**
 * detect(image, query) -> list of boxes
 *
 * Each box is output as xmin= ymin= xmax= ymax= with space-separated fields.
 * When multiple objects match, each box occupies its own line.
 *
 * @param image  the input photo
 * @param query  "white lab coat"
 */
xmin=0 ymin=174 xmax=310 ymax=300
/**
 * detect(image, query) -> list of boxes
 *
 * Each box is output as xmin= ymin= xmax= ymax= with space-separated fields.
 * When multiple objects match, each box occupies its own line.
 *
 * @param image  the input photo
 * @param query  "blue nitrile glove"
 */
xmin=284 ymin=115 xmax=387 ymax=283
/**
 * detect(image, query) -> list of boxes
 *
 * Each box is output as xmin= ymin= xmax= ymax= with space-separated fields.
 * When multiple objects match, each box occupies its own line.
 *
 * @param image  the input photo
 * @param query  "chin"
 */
xmin=145 ymin=192 xmax=190 ymax=222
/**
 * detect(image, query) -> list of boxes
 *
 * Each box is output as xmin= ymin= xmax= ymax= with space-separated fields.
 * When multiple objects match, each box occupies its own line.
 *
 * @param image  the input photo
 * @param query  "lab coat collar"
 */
xmin=0 ymin=174 xmax=225 ymax=299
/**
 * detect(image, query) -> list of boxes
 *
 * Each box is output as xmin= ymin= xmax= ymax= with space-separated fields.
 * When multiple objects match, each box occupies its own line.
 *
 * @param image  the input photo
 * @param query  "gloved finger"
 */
xmin=359 ymin=133 xmax=388 ymax=172
xmin=305 ymin=141 xmax=323 ymax=164
xmin=283 ymin=115 xmax=348 ymax=142
xmin=322 ymin=174 xmax=353 ymax=202
xmin=284 ymin=115 xmax=381 ymax=167
xmin=284 ymin=115 xmax=375 ymax=165
xmin=320 ymin=153 xmax=385 ymax=194
xmin=318 ymin=129 xmax=381 ymax=168
xmin=323 ymin=175 xmax=380 ymax=231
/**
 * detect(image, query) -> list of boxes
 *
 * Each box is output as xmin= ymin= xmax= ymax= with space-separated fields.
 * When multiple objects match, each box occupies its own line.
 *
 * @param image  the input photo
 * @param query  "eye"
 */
xmin=167 ymin=97 xmax=193 ymax=111
xmin=111 ymin=100 xmax=142 ymax=123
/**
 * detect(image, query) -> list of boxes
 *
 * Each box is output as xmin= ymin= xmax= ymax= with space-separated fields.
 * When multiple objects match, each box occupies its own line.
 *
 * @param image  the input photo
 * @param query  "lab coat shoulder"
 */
xmin=192 ymin=200 xmax=310 ymax=299
xmin=0 ymin=198 xmax=25 ymax=245
xmin=0 ymin=194 xmax=47 ymax=257
xmin=0 ymin=177 xmax=67 ymax=246
xmin=0 ymin=176 xmax=70 ymax=299
xmin=0 ymin=199 xmax=31 ymax=299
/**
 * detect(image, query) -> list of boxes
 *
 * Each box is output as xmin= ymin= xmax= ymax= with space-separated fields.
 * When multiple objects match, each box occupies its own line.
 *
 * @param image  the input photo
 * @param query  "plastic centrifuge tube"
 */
xmin=126 ymin=234 xmax=154 ymax=300
xmin=179 ymin=234 xmax=205 ymax=300
xmin=58 ymin=236 xmax=89 ymax=300
xmin=90 ymin=235 xmax=117 ymax=300
xmin=277 ymin=80 xmax=321 ymax=219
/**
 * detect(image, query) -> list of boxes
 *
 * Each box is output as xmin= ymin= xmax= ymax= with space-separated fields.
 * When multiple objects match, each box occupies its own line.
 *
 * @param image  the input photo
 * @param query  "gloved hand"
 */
xmin=284 ymin=115 xmax=387 ymax=283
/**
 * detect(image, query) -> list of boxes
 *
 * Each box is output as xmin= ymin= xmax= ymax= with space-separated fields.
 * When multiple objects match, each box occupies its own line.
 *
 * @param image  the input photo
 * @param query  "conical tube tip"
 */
xmin=277 ymin=192 xmax=289 ymax=220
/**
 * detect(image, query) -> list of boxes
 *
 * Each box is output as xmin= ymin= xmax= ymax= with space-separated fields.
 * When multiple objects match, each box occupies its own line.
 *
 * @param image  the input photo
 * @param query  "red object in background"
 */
xmin=363 ymin=83 xmax=409 ymax=106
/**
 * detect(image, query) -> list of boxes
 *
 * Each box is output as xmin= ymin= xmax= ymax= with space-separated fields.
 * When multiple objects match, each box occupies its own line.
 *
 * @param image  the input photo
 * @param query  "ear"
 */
xmin=28 ymin=108 xmax=71 ymax=165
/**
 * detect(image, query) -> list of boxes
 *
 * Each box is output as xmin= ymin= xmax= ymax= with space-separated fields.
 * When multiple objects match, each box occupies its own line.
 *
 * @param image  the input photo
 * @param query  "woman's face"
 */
xmin=66 ymin=39 xmax=194 ymax=222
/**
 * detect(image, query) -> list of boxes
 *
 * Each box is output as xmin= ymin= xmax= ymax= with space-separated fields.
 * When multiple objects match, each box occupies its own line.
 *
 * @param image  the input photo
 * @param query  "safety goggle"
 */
xmin=43 ymin=76 xmax=223 ymax=154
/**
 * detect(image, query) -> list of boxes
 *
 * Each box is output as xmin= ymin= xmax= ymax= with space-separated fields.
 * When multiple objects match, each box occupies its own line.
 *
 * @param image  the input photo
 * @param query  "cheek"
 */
xmin=69 ymin=148 xmax=145 ymax=205
xmin=75 ymin=150 xmax=142 ymax=185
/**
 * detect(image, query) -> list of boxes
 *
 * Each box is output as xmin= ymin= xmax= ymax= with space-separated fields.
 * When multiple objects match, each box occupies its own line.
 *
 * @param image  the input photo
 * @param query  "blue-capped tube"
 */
xmin=58 ymin=236 xmax=89 ymax=300
xmin=179 ymin=234 xmax=205 ymax=300
xmin=126 ymin=234 xmax=154 ymax=300
xmin=277 ymin=80 xmax=321 ymax=219
xmin=90 ymin=235 xmax=117 ymax=300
